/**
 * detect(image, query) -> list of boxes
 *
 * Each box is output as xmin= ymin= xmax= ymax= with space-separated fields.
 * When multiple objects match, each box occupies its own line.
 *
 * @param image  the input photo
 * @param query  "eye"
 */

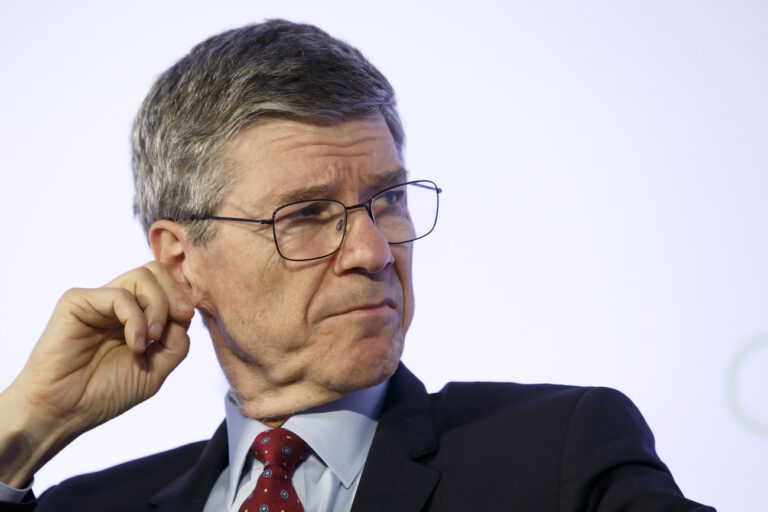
xmin=284 ymin=201 xmax=331 ymax=219
xmin=298 ymin=203 xmax=320 ymax=216
xmin=380 ymin=189 xmax=405 ymax=205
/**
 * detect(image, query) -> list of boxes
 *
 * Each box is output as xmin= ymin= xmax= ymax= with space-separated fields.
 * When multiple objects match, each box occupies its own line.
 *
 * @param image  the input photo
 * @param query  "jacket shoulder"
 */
xmin=428 ymin=380 xmax=601 ymax=428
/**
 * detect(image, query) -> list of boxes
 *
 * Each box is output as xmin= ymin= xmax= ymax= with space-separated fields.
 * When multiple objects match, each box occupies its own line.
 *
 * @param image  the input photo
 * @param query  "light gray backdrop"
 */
xmin=1 ymin=2 xmax=765 ymax=510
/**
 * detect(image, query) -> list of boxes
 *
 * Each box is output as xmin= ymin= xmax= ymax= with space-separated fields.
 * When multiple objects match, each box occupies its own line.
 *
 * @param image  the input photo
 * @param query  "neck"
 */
xmin=228 ymin=374 xmax=347 ymax=421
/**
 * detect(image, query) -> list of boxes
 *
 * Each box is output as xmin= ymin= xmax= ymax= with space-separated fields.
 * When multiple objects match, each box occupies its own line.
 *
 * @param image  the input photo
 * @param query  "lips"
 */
xmin=330 ymin=297 xmax=398 ymax=317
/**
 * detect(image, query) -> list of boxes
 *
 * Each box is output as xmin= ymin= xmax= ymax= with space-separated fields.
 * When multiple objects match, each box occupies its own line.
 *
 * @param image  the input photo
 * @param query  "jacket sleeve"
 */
xmin=558 ymin=387 xmax=716 ymax=511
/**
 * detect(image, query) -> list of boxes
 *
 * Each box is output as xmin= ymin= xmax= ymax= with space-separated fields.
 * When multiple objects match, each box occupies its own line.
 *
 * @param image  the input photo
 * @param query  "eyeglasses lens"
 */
xmin=273 ymin=181 xmax=438 ymax=261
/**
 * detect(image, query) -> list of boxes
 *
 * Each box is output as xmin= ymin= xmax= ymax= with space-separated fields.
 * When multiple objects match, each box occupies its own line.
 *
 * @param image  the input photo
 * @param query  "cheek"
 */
xmin=392 ymin=245 xmax=415 ymax=328
xmin=223 ymin=257 xmax=331 ymax=350
xmin=193 ymin=237 xmax=284 ymax=334
xmin=278 ymin=259 xmax=333 ymax=321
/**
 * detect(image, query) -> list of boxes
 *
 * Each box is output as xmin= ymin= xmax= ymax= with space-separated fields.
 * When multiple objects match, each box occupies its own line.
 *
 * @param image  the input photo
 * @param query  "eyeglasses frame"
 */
xmin=193 ymin=179 xmax=442 ymax=262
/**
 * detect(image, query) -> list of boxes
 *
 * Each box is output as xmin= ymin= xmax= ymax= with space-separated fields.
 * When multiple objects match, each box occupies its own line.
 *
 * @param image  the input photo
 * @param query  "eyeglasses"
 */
xmin=196 ymin=180 xmax=442 ymax=261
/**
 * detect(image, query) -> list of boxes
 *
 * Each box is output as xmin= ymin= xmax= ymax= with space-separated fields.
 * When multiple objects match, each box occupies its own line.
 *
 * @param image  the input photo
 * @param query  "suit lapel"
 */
xmin=351 ymin=364 xmax=441 ymax=512
xmin=149 ymin=421 xmax=229 ymax=512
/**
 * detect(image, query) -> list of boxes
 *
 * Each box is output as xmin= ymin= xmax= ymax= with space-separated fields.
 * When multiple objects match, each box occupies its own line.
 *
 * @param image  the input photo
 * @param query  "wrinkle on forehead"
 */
xmin=272 ymin=135 xmax=387 ymax=157
xmin=274 ymin=167 xmax=407 ymax=206
xmin=222 ymin=115 xmax=402 ymax=215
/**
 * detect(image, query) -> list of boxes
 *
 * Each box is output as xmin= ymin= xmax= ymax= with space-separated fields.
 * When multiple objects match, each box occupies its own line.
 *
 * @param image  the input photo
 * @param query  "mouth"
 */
xmin=335 ymin=298 xmax=397 ymax=317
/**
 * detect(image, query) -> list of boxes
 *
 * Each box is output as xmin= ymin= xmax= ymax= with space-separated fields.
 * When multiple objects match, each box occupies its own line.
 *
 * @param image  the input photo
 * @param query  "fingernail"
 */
xmin=136 ymin=335 xmax=146 ymax=351
xmin=177 ymin=300 xmax=193 ymax=312
xmin=149 ymin=323 xmax=163 ymax=340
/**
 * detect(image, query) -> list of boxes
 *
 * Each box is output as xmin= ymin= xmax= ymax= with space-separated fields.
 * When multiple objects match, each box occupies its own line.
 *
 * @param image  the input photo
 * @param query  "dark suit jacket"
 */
xmin=5 ymin=364 xmax=715 ymax=511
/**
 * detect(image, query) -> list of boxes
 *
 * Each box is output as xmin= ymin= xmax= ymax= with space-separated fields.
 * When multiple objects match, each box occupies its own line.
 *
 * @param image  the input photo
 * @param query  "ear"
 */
xmin=149 ymin=220 xmax=193 ymax=294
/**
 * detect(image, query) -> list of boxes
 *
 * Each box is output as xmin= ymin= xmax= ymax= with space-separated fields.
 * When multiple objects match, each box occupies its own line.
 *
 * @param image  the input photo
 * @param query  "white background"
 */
xmin=1 ymin=1 xmax=766 ymax=510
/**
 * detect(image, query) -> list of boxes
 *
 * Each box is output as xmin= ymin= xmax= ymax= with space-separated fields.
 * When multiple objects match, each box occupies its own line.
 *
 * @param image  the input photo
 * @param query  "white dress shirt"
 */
xmin=203 ymin=381 xmax=388 ymax=512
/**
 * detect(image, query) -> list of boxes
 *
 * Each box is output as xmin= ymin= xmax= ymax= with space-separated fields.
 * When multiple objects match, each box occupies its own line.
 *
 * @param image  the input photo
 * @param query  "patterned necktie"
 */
xmin=238 ymin=428 xmax=310 ymax=512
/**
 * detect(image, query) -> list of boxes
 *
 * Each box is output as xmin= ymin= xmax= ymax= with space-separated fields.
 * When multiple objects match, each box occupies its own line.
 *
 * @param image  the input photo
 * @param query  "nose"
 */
xmin=333 ymin=206 xmax=394 ymax=274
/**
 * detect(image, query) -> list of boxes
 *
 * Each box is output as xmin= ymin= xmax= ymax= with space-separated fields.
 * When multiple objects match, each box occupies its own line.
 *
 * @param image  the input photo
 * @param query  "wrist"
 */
xmin=0 ymin=383 xmax=80 ymax=488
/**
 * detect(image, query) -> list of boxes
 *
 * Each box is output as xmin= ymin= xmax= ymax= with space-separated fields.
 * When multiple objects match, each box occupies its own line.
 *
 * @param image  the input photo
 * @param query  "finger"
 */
xmin=113 ymin=290 xmax=151 ymax=353
xmin=143 ymin=320 xmax=191 ymax=387
xmin=62 ymin=288 xmax=148 ymax=353
xmin=107 ymin=263 xmax=191 ymax=342
xmin=115 ymin=266 xmax=170 ymax=342
xmin=141 ymin=261 xmax=195 ymax=323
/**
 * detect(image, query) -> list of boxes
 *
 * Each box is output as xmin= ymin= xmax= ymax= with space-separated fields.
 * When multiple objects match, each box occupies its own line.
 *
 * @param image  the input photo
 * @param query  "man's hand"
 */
xmin=0 ymin=262 xmax=194 ymax=489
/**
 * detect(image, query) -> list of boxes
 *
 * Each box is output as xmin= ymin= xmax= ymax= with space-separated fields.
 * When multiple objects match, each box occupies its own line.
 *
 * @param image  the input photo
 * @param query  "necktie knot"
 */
xmin=239 ymin=428 xmax=309 ymax=512
xmin=252 ymin=428 xmax=309 ymax=474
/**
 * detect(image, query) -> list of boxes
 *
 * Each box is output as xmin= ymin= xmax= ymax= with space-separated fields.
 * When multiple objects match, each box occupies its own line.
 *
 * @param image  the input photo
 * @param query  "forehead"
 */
xmin=222 ymin=116 xmax=403 ymax=211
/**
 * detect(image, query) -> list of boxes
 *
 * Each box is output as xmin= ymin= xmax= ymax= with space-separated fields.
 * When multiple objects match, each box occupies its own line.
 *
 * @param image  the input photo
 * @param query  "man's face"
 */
xmin=187 ymin=115 xmax=413 ymax=418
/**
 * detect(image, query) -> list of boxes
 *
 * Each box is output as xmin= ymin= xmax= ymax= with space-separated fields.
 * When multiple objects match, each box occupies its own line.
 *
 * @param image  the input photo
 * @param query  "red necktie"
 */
xmin=238 ymin=428 xmax=309 ymax=512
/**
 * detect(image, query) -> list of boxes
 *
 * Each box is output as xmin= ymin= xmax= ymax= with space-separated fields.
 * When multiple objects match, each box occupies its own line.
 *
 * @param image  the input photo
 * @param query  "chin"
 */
xmin=322 ymin=335 xmax=403 ymax=393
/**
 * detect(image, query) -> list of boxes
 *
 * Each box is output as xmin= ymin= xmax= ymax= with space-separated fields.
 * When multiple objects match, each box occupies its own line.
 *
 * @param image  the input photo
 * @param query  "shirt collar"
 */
xmin=224 ymin=381 xmax=388 ymax=507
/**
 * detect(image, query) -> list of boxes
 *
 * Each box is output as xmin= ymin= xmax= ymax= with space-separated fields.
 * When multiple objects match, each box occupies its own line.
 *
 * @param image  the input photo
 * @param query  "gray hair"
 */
xmin=132 ymin=19 xmax=404 ymax=243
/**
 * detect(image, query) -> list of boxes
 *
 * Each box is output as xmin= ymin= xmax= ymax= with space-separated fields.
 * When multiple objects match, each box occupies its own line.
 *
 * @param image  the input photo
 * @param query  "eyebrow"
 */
xmin=273 ymin=167 xmax=409 ymax=207
xmin=275 ymin=183 xmax=334 ymax=206
xmin=361 ymin=167 xmax=409 ymax=189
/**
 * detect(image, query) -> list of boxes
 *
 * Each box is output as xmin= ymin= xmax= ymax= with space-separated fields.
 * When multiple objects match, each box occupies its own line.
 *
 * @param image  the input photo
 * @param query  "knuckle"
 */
xmin=133 ymin=266 xmax=154 ymax=281
xmin=143 ymin=261 xmax=171 ymax=281
xmin=57 ymin=288 xmax=87 ymax=308
xmin=143 ymin=260 xmax=161 ymax=273
xmin=113 ymin=287 xmax=135 ymax=303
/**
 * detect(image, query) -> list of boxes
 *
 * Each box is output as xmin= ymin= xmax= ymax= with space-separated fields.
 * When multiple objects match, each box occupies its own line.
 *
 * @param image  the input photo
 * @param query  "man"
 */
xmin=0 ymin=19 xmax=713 ymax=511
